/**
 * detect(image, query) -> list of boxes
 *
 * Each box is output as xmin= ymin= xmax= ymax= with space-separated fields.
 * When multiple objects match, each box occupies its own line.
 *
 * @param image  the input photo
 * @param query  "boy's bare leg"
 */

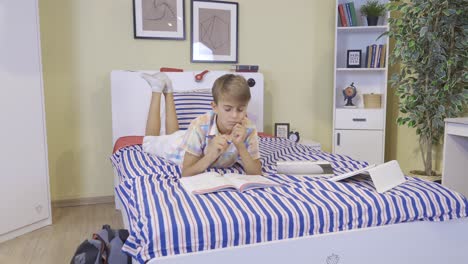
xmin=160 ymin=74 xmax=178 ymax=134
xmin=164 ymin=93 xmax=179 ymax=134
xmin=141 ymin=72 xmax=178 ymax=135
xmin=146 ymin=92 xmax=162 ymax=136
xmin=141 ymin=72 xmax=167 ymax=136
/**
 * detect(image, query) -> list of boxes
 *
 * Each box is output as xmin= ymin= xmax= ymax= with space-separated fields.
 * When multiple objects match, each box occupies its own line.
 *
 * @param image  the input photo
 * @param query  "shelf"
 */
xmin=336 ymin=68 xmax=386 ymax=72
xmin=335 ymin=107 xmax=383 ymax=111
xmin=337 ymin=26 xmax=388 ymax=32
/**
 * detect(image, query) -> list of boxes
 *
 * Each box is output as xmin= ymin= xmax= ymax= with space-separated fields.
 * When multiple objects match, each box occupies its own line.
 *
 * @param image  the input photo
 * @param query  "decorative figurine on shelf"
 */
xmin=343 ymin=82 xmax=358 ymax=108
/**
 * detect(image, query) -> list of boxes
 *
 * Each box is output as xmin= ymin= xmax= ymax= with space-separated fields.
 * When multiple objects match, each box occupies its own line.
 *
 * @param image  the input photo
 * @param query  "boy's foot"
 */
xmin=160 ymin=74 xmax=173 ymax=93
xmin=141 ymin=72 xmax=166 ymax=93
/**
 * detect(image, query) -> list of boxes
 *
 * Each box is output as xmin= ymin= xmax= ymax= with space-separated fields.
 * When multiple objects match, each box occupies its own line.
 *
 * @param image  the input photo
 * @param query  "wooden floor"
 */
xmin=0 ymin=203 xmax=123 ymax=264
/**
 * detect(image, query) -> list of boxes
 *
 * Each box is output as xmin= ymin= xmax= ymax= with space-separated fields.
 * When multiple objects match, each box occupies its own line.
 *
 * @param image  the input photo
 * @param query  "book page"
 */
xmin=180 ymin=172 xmax=235 ymax=194
xmin=224 ymin=174 xmax=279 ymax=192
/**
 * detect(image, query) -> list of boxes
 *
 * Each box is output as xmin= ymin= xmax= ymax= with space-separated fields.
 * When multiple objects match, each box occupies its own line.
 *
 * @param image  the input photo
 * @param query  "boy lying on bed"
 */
xmin=140 ymin=72 xmax=262 ymax=177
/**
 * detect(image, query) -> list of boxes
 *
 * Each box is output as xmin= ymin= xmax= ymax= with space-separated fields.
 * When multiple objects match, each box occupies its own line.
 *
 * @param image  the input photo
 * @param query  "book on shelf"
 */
xmin=349 ymin=2 xmax=358 ymax=26
xmin=231 ymin=64 xmax=259 ymax=72
xmin=365 ymin=46 xmax=370 ymax=68
xmin=374 ymin=44 xmax=380 ymax=68
xmin=365 ymin=44 xmax=386 ymax=68
xmin=180 ymin=172 xmax=279 ymax=195
xmin=338 ymin=4 xmax=348 ymax=27
xmin=376 ymin=45 xmax=381 ymax=67
xmin=345 ymin=3 xmax=352 ymax=26
xmin=338 ymin=2 xmax=358 ymax=27
xmin=370 ymin=44 xmax=377 ymax=68
xmin=276 ymin=160 xmax=334 ymax=175
xmin=380 ymin=45 xmax=386 ymax=68
xmin=328 ymin=160 xmax=406 ymax=193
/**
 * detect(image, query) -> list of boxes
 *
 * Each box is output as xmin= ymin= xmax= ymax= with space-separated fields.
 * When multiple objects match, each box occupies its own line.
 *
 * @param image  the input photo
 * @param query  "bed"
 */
xmin=110 ymin=70 xmax=468 ymax=264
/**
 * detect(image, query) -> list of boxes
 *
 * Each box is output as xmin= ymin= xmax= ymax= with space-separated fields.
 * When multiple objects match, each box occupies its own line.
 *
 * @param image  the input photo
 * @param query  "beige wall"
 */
xmin=39 ymin=0 xmax=442 ymax=201
xmin=39 ymin=0 xmax=336 ymax=201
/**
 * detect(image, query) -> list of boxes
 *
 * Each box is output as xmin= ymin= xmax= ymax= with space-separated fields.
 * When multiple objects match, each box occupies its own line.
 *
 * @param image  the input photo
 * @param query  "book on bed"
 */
xmin=180 ymin=172 xmax=280 ymax=195
xmin=329 ymin=160 xmax=406 ymax=193
xmin=276 ymin=161 xmax=334 ymax=176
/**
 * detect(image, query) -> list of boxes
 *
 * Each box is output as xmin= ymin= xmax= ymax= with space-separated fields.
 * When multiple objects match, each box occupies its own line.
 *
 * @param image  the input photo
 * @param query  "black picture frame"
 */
xmin=274 ymin=123 xmax=290 ymax=138
xmin=133 ymin=0 xmax=185 ymax=40
xmin=191 ymin=0 xmax=238 ymax=63
xmin=346 ymin=49 xmax=362 ymax=68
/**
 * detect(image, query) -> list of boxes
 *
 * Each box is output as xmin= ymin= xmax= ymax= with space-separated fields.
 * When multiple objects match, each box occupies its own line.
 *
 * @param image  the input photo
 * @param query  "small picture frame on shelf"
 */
xmin=274 ymin=123 xmax=290 ymax=138
xmin=347 ymin=49 xmax=362 ymax=68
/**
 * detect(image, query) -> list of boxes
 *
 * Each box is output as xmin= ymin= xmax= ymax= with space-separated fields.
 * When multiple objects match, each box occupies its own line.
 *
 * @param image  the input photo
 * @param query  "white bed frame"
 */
xmin=111 ymin=70 xmax=468 ymax=264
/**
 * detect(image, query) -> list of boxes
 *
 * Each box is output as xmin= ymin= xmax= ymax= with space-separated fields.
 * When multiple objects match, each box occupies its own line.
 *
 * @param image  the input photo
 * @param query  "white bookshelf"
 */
xmin=332 ymin=0 xmax=390 ymax=165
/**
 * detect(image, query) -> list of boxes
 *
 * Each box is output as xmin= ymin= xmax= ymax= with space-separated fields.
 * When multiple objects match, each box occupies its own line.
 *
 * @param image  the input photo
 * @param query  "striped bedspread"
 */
xmin=111 ymin=138 xmax=468 ymax=263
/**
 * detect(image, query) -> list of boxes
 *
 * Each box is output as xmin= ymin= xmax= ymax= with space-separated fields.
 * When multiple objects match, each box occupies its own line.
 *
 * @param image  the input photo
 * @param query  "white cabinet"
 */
xmin=335 ymin=108 xmax=383 ymax=130
xmin=334 ymin=130 xmax=384 ymax=165
xmin=0 ymin=0 xmax=51 ymax=243
xmin=332 ymin=0 xmax=390 ymax=164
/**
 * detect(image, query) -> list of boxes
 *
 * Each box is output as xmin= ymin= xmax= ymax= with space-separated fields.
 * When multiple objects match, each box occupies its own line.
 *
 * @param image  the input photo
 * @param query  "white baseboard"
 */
xmin=52 ymin=195 xmax=115 ymax=208
xmin=0 ymin=217 xmax=52 ymax=244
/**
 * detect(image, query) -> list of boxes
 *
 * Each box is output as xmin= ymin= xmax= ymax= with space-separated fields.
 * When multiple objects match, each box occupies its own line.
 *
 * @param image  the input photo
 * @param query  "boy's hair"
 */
xmin=212 ymin=74 xmax=251 ymax=104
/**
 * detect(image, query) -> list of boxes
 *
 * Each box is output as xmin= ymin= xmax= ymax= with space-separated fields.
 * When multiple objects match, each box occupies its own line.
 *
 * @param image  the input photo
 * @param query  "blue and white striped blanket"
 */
xmin=111 ymin=138 xmax=468 ymax=263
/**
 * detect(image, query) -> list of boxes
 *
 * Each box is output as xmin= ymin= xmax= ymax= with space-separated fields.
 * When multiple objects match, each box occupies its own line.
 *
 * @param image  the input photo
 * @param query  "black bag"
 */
xmin=71 ymin=225 xmax=131 ymax=264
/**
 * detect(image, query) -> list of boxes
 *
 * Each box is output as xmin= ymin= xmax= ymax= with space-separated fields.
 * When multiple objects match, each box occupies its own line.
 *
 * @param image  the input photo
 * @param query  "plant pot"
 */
xmin=409 ymin=170 xmax=442 ymax=183
xmin=366 ymin=16 xmax=379 ymax=26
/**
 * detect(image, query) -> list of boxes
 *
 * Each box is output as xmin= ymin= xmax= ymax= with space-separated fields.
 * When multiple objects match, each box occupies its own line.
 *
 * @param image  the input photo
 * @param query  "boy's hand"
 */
xmin=205 ymin=135 xmax=230 ymax=161
xmin=231 ymin=122 xmax=247 ymax=147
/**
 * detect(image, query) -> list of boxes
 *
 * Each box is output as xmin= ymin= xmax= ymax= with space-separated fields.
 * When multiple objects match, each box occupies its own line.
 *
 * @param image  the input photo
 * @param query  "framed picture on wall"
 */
xmin=274 ymin=123 xmax=290 ymax=138
xmin=191 ymin=0 xmax=238 ymax=63
xmin=133 ymin=0 xmax=185 ymax=40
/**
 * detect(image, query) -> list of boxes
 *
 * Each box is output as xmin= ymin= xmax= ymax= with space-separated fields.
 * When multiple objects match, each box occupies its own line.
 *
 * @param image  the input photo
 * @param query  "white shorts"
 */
xmin=142 ymin=130 xmax=186 ymax=164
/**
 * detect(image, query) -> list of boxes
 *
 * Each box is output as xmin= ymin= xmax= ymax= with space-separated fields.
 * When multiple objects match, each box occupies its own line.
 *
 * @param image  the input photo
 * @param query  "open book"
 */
xmin=328 ymin=160 xmax=406 ymax=193
xmin=276 ymin=161 xmax=334 ymax=176
xmin=180 ymin=172 xmax=280 ymax=195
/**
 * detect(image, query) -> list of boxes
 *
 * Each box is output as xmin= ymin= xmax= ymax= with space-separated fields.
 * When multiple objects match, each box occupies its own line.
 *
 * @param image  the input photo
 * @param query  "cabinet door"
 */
xmin=334 ymin=130 xmax=384 ymax=164
xmin=0 ymin=0 xmax=51 ymax=240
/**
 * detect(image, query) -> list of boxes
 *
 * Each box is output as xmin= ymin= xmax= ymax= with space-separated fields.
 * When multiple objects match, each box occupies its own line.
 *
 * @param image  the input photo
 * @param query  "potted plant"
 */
xmin=386 ymin=0 xmax=467 ymax=176
xmin=361 ymin=0 xmax=386 ymax=26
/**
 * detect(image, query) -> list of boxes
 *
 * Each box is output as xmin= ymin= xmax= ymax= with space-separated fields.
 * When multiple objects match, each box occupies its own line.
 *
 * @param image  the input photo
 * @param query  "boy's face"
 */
xmin=211 ymin=98 xmax=248 ymax=134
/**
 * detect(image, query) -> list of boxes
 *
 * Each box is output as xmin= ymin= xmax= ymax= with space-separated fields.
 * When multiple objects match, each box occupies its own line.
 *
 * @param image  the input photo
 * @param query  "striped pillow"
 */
xmin=173 ymin=91 xmax=213 ymax=130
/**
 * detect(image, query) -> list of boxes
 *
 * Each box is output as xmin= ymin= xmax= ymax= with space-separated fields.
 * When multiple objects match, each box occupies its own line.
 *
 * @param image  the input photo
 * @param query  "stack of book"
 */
xmin=364 ymin=44 xmax=386 ymax=68
xmin=230 ymin=65 xmax=259 ymax=72
xmin=338 ymin=1 xmax=358 ymax=27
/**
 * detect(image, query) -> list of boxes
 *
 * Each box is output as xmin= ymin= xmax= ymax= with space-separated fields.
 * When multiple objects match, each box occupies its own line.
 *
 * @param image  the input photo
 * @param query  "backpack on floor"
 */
xmin=70 ymin=224 xmax=131 ymax=264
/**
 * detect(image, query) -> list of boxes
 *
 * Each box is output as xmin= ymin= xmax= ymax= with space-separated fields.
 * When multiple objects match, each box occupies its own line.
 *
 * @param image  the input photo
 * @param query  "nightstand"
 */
xmin=300 ymin=139 xmax=321 ymax=151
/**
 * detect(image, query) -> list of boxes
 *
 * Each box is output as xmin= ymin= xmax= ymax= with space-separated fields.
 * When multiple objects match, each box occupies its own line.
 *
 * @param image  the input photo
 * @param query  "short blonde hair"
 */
xmin=212 ymin=74 xmax=251 ymax=104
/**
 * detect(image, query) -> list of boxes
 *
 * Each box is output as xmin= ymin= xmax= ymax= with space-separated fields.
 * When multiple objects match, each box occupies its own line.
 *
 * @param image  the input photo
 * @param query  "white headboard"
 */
xmin=110 ymin=70 xmax=264 ymax=144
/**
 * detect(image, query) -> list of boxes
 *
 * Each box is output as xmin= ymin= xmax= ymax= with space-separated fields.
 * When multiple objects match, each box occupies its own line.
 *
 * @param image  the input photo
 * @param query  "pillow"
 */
xmin=173 ymin=91 xmax=213 ymax=130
